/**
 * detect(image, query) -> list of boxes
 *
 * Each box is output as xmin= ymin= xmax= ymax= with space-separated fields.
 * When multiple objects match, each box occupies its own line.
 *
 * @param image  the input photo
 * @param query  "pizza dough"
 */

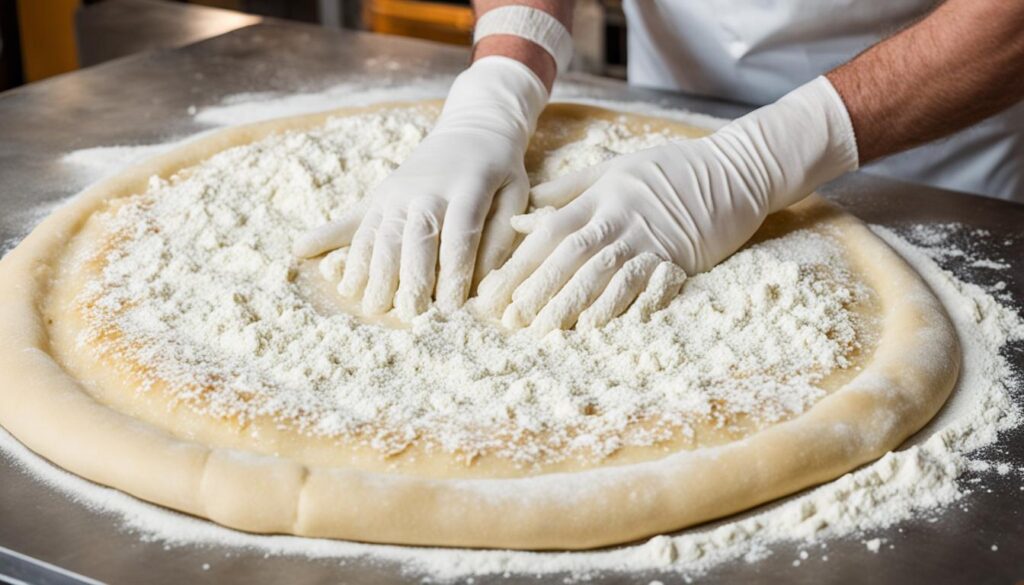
xmin=0 ymin=103 xmax=959 ymax=550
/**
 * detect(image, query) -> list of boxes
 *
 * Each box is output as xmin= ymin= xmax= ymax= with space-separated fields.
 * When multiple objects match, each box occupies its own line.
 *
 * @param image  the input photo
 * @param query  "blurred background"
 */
xmin=0 ymin=0 xmax=627 ymax=91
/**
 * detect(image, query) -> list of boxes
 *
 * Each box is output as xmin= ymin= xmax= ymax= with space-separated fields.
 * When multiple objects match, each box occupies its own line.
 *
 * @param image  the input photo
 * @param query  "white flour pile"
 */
xmin=1 ymin=85 xmax=1021 ymax=581
xmin=76 ymin=106 xmax=866 ymax=466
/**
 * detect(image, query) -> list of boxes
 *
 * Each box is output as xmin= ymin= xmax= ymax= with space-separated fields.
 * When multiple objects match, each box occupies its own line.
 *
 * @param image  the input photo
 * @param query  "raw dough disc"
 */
xmin=0 ymin=103 xmax=959 ymax=550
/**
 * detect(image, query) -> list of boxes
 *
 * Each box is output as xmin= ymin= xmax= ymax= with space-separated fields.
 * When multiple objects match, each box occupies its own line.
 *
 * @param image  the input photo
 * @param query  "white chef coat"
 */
xmin=623 ymin=0 xmax=1024 ymax=202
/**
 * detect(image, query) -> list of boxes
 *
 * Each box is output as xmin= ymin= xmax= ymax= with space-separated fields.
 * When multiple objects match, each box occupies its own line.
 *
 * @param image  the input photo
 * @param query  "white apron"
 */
xmin=623 ymin=0 xmax=1024 ymax=201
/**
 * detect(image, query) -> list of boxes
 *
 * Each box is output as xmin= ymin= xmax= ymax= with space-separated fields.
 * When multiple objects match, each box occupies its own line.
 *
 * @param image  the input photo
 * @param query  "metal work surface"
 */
xmin=75 ymin=0 xmax=262 ymax=68
xmin=1 ymin=16 xmax=1022 ymax=585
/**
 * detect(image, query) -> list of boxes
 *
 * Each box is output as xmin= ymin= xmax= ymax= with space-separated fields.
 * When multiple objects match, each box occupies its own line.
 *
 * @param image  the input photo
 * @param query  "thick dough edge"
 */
xmin=0 ymin=103 xmax=960 ymax=550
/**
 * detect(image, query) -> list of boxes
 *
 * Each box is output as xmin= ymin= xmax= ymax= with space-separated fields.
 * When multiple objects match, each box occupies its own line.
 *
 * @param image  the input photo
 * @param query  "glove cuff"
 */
xmin=769 ymin=76 xmax=860 ymax=212
xmin=815 ymin=76 xmax=860 ymax=172
xmin=434 ymin=56 xmax=549 ymax=148
xmin=716 ymin=76 xmax=859 ymax=214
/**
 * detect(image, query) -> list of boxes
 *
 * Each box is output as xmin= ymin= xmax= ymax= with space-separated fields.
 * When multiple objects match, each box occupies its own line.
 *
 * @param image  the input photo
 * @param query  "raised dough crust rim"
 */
xmin=0 ymin=103 xmax=960 ymax=550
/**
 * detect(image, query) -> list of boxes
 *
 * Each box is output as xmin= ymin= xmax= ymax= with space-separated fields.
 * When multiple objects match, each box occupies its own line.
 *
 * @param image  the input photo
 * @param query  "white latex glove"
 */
xmin=293 ymin=57 xmax=548 ymax=318
xmin=475 ymin=76 xmax=859 ymax=335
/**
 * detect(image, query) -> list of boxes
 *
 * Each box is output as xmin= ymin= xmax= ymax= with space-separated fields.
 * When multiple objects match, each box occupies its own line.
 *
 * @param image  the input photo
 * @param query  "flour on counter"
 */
xmin=193 ymin=79 xmax=450 ymax=126
xmin=191 ymin=74 xmax=728 ymax=130
xmin=2 ymin=86 xmax=1019 ymax=581
xmin=62 ymin=142 xmax=186 ymax=180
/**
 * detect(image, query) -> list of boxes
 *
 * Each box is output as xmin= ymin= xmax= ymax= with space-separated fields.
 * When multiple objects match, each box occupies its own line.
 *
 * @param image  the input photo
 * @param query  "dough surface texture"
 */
xmin=0 ymin=103 xmax=959 ymax=549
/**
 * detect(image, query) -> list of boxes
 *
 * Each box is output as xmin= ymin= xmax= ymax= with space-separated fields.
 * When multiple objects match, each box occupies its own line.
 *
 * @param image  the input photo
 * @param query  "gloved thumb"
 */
xmin=529 ymin=161 xmax=608 ymax=208
xmin=510 ymin=206 xmax=556 ymax=234
xmin=292 ymin=201 xmax=368 ymax=258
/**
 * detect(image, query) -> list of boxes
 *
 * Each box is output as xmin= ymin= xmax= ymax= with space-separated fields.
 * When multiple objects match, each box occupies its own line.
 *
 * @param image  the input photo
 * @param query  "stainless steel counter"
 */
xmin=75 ymin=0 xmax=262 ymax=68
xmin=1 ymin=16 xmax=1022 ymax=585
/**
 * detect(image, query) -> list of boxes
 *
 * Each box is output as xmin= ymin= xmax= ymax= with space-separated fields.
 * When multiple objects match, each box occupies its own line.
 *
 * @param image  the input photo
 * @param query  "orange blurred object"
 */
xmin=17 ymin=0 xmax=81 ymax=81
xmin=365 ymin=0 xmax=473 ymax=46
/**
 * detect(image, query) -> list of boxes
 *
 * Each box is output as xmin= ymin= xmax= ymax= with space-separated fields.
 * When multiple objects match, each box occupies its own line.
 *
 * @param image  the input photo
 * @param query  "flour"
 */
xmin=2 ymin=86 xmax=1021 ymax=581
xmin=193 ymin=79 xmax=450 ymax=126
xmin=61 ymin=142 xmax=187 ymax=182
xmin=75 ymin=107 xmax=866 ymax=466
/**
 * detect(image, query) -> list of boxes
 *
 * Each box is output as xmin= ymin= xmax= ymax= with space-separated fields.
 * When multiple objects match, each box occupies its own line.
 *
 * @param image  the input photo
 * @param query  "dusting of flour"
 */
xmin=2 ymin=86 xmax=1021 ymax=581
xmin=75 ymin=107 xmax=865 ymax=467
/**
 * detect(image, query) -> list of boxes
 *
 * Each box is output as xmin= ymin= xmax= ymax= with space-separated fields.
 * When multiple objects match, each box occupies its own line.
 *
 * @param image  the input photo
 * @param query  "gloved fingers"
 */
xmin=337 ymin=209 xmax=382 ymax=299
xmin=576 ymin=252 xmax=661 ymax=330
xmin=362 ymin=211 xmax=407 ymax=315
xmin=292 ymin=201 xmax=368 ymax=258
xmin=502 ymin=216 xmax=615 ymax=329
xmin=529 ymin=162 xmax=609 ymax=209
xmin=395 ymin=195 xmax=447 ymax=321
xmin=473 ymin=180 xmax=529 ymax=291
xmin=476 ymin=202 xmax=590 ymax=319
xmin=623 ymin=260 xmax=687 ymax=322
xmin=435 ymin=190 xmax=494 ymax=313
xmin=528 ymin=240 xmax=631 ymax=336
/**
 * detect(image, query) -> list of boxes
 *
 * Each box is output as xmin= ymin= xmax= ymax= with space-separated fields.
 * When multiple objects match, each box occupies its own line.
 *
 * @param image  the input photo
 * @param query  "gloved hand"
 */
xmin=293 ymin=56 xmax=548 ymax=318
xmin=474 ymin=76 xmax=859 ymax=335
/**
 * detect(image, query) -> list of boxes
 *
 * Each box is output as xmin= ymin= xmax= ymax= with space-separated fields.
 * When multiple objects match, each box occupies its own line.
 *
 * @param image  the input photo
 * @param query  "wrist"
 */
xmin=435 ymin=56 xmax=549 ymax=148
xmin=473 ymin=36 xmax=556 ymax=91
xmin=472 ymin=4 xmax=573 ymax=89
xmin=713 ymin=76 xmax=859 ymax=214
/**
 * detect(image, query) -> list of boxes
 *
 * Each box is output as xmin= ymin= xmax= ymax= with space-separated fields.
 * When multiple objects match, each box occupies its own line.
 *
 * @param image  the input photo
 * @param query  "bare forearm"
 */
xmin=827 ymin=0 xmax=1024 ymax=164
xmin=472 ymin=0 xmax=574 ymax=90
